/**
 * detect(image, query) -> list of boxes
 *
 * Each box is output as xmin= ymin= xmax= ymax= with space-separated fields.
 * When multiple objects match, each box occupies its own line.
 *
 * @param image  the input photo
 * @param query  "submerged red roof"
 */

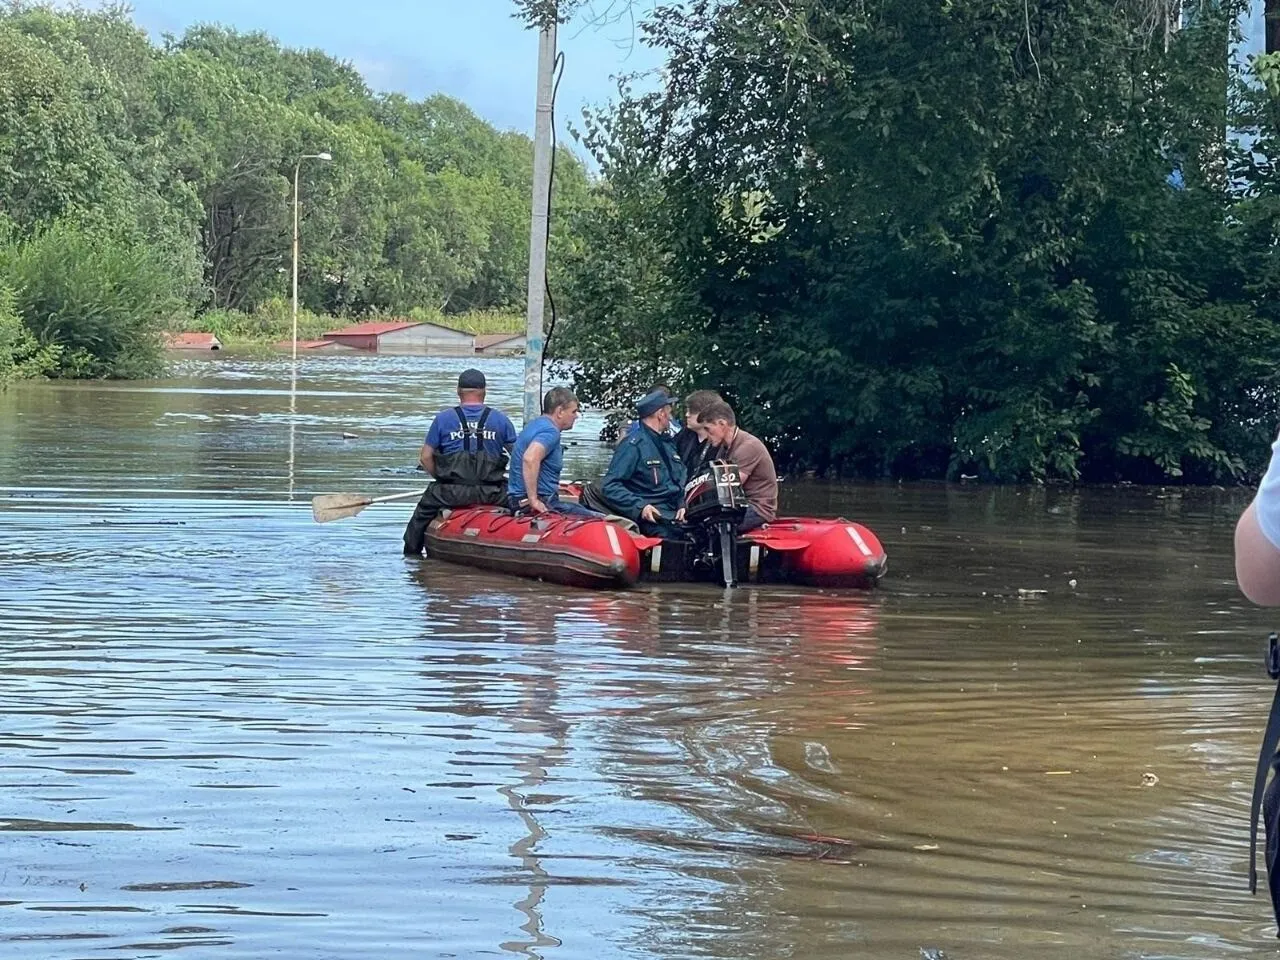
xmin=274 ymin=339 xmax=338 ymax=350
xmin=475 ymin=333 xmax=524 ymax=348
xmin=323 ymin=321 xmax=421 ymax=337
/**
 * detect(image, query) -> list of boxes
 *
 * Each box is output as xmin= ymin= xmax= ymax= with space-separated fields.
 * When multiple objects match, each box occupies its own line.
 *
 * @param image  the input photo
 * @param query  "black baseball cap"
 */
xmin=457 ymin=369 xmax=486 ymax=390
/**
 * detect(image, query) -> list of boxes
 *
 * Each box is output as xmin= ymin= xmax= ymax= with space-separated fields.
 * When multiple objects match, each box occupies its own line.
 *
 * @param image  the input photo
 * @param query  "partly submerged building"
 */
xmin=316 ymin=320 xmax=528 ymax=356
xmin=164 ymin=332 xmax=222 ymax=351
xmin=272 ymin=338 xmax=361 ymax=354
xmin=474 ymin=332 xmax=528 ymax=356
xmin=321 ymin=320 xmax=476 ymax=355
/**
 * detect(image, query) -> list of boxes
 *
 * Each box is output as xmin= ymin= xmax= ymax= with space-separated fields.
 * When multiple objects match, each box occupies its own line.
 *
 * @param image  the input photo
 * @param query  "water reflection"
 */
xmin=288 ymin=357 xmax=297 ymax=502
xmin=495 ymin=651 xmax=566 ymax=959
xmin=410 ymin=579 xmax=572 ymax=957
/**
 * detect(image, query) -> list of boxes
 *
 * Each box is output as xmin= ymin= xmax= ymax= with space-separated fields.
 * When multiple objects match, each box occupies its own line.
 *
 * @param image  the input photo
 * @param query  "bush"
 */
xmin=0 ymin=220 xmax=186 ymax=378
xmin=0 ymin=281 xmax=58 ymax=385
xmin=407 ymin=305 xmax=523 ymax=335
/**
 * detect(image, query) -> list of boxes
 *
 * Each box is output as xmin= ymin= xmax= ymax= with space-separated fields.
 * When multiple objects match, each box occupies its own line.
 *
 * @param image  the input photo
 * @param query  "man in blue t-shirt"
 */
xmin=403 ymin=369 xmax=518 ymax=555
xmin=508 ymin=386 xmax=601 ymax=518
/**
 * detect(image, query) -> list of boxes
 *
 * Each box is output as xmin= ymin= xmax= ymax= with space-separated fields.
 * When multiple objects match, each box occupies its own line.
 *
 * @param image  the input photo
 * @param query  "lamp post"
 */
xmin=292 ymin=152 xmax=332 ymax=362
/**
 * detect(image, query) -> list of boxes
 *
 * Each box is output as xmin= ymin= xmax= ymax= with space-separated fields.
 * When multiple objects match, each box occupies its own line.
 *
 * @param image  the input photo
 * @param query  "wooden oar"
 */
xmin=312 ymin=490 xmax=422 ymax=523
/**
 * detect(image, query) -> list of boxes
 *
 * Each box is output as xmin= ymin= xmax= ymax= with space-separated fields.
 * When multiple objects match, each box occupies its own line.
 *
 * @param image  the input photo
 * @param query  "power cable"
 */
xmin=541 ymin=50 xmax=566 ymax=378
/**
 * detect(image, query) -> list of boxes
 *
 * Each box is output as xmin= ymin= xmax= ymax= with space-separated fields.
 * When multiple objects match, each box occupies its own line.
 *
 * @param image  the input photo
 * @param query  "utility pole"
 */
xmin=523 ymin=16 xmax=558 ymax=425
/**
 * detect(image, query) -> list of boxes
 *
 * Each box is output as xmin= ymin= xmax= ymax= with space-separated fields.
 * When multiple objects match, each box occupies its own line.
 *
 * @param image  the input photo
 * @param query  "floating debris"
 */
xmin=804 ymin=741 xmax=839 ymax=774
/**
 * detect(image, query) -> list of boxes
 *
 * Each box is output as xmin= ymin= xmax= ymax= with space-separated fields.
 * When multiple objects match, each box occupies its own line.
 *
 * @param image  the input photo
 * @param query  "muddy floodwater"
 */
xmin=1 ymin=354 xmax=1276 ymax=958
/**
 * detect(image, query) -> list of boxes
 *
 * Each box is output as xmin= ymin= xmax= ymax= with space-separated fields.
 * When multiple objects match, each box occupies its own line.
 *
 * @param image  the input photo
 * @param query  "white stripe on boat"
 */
xmin=846 ymin=526 xmax=873 ymax=556
xmin=749 ymin=545 xmax=760 ymax=575
xmin=650 ymin=544 xmax=662 ymax=574
xmin=605 ymin=524 xmax=622 ymax=557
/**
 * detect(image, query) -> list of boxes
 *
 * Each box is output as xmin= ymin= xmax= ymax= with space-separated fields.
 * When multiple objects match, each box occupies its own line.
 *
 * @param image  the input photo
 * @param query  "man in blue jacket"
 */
xmin=600 ymin=388 xmax=688 ymax=538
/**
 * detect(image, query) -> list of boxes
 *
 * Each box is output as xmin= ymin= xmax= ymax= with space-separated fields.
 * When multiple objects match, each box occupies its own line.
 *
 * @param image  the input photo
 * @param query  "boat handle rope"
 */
xmin=486 ymin=514 xmax=517 ymax=533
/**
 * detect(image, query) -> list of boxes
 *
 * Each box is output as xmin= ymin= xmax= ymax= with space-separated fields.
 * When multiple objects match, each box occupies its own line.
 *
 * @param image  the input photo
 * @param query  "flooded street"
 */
xmin=1 ymin=355 xmax=1275 ymax=958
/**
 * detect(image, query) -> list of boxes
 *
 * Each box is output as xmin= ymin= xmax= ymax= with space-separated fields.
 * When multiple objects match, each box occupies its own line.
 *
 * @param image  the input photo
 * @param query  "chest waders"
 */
xmin=432 ymin=406 xmax=508 ymax=486
xmin=1250 ymin=632 xmax=1280 ymax=934
xmin=403 ymin=406 xmax=509 ymax=555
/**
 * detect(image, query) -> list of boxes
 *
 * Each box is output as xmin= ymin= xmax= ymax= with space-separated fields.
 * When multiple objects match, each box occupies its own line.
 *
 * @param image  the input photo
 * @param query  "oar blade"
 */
xmin=312 ymin=493 xmax=373 ymax=523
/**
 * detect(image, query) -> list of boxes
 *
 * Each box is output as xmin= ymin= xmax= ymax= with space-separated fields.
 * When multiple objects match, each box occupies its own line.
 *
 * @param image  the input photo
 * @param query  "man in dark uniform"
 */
xmin=598 ymin=388 xmax=688 ymax=538
xmin=402 ymin=369 xmax=517 ymax=555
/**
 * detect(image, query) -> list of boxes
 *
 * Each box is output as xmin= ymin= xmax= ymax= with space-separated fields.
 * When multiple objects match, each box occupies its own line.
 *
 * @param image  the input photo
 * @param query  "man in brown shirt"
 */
xmin=697 ymin=400 xmax=778 ymax=531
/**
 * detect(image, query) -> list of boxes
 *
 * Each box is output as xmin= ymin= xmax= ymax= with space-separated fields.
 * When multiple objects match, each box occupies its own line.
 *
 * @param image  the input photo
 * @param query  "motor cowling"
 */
xmin=683 ymin=461 xmax=748 ymax=527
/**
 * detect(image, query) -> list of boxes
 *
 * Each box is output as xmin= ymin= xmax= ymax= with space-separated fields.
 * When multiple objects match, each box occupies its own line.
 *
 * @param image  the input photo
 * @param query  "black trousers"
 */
xmin=403 ymin=483 xmax=506 ymax=555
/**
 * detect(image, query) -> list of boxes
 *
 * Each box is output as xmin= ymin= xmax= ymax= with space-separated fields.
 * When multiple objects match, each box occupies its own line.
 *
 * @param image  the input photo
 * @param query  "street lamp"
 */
xmin=292 ymin=151 xmax=332 ymax=361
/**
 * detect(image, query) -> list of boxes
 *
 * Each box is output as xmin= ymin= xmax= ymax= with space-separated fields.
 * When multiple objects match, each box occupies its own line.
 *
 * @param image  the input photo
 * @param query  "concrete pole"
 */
xmin=292 ymin=160 xmax=301 ymax=365
xmin=523 ymin=18 xmax=558 ymax=425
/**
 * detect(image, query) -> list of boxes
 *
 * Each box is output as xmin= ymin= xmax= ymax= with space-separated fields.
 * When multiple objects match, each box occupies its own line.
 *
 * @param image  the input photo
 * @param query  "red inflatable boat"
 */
xmin=424 ymin=465 xmax=888 ymax=591
xmin=740 ymin=517 xmax=887 ymax=588
xmin=424 ymin=506 xmax=654 ymax=590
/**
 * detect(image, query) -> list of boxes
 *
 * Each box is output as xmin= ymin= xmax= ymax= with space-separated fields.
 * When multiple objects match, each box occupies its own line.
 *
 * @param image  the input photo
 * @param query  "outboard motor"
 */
xmin=683 ymin=461 xmax=747 ymax=587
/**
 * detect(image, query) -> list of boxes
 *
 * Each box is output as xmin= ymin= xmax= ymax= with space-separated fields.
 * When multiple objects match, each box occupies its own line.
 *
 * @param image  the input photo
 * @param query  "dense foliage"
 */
xmin=0 ymin=219 xmax=186 ymax=378
xmin=551 ymin=0 xmax=1280 ymax=483
xmin=0 ymin=279 xmax=57 ymax=384
xmin=8 ymin=0 xmax=1280 ymax=485
xmin=0 ymin=2 xmax=589 ymax=378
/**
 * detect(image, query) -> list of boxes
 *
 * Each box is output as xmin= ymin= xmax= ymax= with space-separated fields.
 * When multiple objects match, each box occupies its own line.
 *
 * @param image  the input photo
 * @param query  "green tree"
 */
xmin=556 ymin=0 xmax=1280 ymax=483
xmin=0 ymin=2 xmax=590 ymax=380
xmin=0 ymin=22 xmax=122 ymax=226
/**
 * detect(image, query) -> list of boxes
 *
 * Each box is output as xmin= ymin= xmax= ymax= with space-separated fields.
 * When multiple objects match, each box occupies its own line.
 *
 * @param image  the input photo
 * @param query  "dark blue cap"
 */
xmin=636 ymin=389 xmax=675 ymax=418
xmin=457 ymin=369 xmax=486 ymax=389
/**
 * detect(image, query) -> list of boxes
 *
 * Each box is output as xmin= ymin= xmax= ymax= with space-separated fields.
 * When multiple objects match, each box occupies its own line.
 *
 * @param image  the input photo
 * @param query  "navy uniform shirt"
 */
xmin=601 ymin=423 xmax=687 ymax=521
xmin=427 ymin=403 xmax=517 ymax=456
